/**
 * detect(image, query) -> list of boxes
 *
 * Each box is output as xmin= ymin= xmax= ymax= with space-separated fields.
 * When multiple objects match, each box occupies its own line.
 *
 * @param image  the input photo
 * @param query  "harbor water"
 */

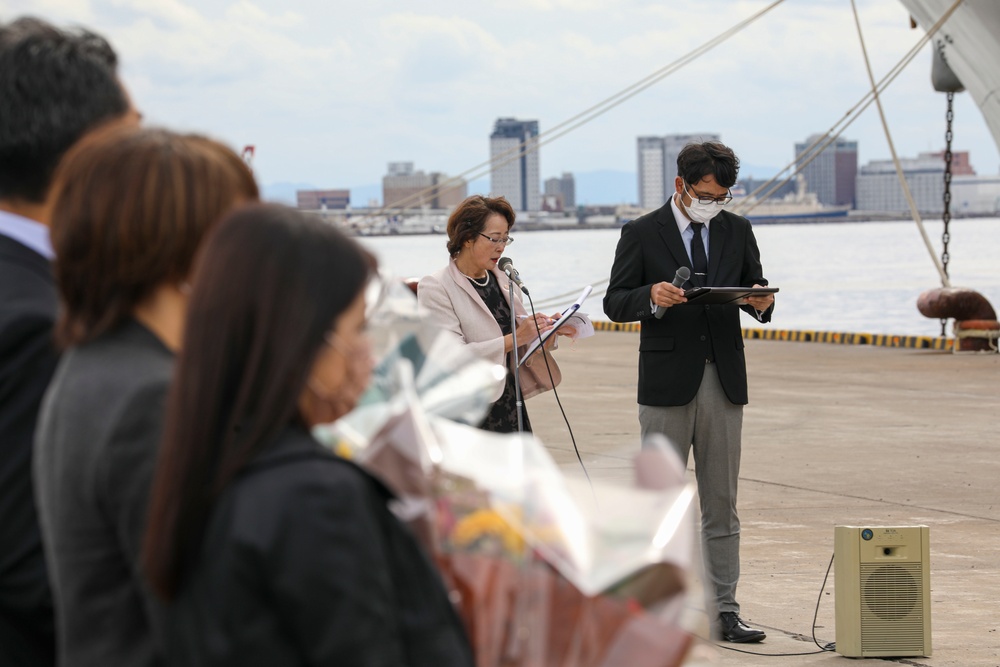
xmin=357 ymin=217 xmax=1000 ymax=337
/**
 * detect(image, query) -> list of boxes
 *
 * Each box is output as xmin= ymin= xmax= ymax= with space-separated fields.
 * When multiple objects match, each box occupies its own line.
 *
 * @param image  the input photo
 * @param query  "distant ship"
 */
xmin=726 ymin=176 xmax=850 ymax=224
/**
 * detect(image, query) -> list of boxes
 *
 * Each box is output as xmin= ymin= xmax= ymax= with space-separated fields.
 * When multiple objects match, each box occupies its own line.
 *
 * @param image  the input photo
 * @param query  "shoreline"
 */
xmin=340 ymin=212 xmax=997 ymax=237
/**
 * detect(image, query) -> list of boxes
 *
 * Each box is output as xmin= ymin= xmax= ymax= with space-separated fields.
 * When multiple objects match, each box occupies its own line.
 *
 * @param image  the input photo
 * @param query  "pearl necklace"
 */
xmin=462 ymin=271 xmax=490 ymax=287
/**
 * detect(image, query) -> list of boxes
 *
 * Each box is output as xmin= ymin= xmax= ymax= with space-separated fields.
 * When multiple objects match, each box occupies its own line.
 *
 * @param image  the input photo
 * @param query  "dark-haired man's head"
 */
xmin=673 ymin=141 xmax=740 ymax=220
xmin=0 ymin=17 xmax=136 ymax=214
xmin=676 ymin=141 xmax=740 ymax=191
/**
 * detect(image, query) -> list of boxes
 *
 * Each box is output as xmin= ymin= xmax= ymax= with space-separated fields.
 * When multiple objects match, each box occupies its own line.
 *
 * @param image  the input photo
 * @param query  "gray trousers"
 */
xmin=639 ymin=361 xmax=743 ymax=615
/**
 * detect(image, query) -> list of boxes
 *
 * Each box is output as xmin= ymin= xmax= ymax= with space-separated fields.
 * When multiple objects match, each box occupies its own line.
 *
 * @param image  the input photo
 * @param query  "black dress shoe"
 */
xmin=718 ymin=612 xmax=766 ymax=643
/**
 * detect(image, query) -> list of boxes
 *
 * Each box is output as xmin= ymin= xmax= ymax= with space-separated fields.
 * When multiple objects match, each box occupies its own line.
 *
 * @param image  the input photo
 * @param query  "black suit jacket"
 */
xmin=603 ymin=202 xmax=773 ymax=407
xmin=0 ymin=234 xmax=57 ymax=665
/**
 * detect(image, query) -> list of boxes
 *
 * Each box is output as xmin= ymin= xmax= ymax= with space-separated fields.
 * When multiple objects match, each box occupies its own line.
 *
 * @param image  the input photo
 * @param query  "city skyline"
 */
xmin=14 ymin=0 xmax=998 ymax=195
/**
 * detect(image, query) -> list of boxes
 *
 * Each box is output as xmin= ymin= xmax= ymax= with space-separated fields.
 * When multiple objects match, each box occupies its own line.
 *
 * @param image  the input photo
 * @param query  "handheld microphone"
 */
xmin=654 ymin=266 xmax=691 ymax=319
xmin=498 ymin=257 xmax=529 ymax=294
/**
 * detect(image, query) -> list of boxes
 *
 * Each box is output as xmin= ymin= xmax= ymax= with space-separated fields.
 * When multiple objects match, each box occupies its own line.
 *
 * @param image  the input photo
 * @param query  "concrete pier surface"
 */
xmin=528 ymin=332 xmax=999 ymax=666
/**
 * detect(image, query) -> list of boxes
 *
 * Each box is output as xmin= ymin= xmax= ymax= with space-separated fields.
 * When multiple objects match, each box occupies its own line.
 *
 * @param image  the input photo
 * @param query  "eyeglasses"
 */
xmin=686 ymin=183 xmax=732 ymax=205
xmin=479 ymin=233 xmax=514 ymax=246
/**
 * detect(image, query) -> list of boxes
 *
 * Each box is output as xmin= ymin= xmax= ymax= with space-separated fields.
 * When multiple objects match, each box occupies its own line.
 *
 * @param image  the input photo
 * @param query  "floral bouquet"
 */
xmin=315 ymin=274 xmax=700 ymax=667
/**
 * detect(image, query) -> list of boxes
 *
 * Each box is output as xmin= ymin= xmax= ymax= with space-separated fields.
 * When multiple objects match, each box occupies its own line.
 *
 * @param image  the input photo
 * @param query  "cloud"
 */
xmin=1 ymin=0 xmax=96 ymax=22
xmin=4 ymin=0 xmax=996 ymax=190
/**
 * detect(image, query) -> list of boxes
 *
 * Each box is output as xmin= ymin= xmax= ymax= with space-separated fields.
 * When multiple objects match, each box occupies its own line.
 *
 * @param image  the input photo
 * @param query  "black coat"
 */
xmin=0 ymin=234 xmax=57 ymax=666
xmin=603 ymin=202 xmax=773 ymax=406
xmin=163 ymin=426 xmax=473 ymax=667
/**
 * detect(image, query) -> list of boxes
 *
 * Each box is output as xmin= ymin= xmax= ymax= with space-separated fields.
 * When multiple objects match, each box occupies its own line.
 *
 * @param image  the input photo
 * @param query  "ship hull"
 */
xmin=899 ymin=0 xmax=1000 ymax=153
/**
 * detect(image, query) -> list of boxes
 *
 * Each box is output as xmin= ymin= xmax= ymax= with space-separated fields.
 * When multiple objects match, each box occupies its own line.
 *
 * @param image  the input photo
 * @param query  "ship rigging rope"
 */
xmin=543 ymin=0 xmax=965 ymax=309
xmin=351 ymin=0 xmax=789 ymax=226
xmin=730 ymin=0 xmax=964 ymax=227
xmin=850 ymin=0 xmax=956 ymax=289
xmin=532 ymin=285 xmax=608 ymax=311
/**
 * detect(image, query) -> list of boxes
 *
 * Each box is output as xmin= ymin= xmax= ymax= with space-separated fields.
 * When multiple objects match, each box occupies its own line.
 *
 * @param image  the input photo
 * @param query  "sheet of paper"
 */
xmin=517 ymin=286 xmax=593 ymax=367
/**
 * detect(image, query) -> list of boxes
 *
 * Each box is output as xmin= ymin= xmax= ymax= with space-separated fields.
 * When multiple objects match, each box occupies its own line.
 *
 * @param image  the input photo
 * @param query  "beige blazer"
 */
xmin=417 ymin=260 xmax=561 ymax=403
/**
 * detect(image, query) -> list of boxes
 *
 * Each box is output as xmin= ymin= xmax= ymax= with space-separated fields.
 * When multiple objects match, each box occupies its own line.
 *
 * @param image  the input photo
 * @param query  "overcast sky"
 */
xmin=6 ymin=0 xmax=998 ymax=192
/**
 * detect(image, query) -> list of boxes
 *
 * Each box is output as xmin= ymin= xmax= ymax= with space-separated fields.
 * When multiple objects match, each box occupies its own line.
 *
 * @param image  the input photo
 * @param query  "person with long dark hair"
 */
xmin=142 ymin=204 xmax=473 ymax=666
xmin=33 ymin=125 xmax=258 ymax=665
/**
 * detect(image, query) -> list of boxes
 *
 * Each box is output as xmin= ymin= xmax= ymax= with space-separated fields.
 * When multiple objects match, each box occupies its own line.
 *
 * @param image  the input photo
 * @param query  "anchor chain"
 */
xmin=940 ymin=91 xmax=954 ymax=336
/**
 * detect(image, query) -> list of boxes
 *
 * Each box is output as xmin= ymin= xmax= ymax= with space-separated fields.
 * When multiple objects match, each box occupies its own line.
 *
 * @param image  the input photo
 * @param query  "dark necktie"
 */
xmin=690 ymin=222 xmax=708 ymax=286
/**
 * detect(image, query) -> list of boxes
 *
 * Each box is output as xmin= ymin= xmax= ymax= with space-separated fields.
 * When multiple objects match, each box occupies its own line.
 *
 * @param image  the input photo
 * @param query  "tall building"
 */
xmin=490 ymin=118 xmax=540 ymax=212
xmin=296 ymin=189 xmax=349 ymax=210
xmin=637 ymin=137 xmax=665 ymax=210
xmin=637 ymin=133 xmax=720 ymax=210
xmin=382 ymin=162 xmax=467 ymax=210
xmin=558 ymin=172 xmax=575 ymax=209
xmin=432 ymin=172 xmax=468 ymax=209
xmin=924 ymin=150 xmax=975 ymax=175
xmin=543 ymin=172 xmax=576 ymax=211
xmin=855 ymin=152 xmax=944 ymax=213
xmin=950 ymin=174 xmax=1000 ymax=215
xmin=794 ymin=134 xmax=858 ymax=207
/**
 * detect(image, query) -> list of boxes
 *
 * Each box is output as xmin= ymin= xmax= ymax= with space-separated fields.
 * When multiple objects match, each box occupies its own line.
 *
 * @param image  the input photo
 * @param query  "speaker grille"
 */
xmin=860 ymin=562 xmax=925 ymax=652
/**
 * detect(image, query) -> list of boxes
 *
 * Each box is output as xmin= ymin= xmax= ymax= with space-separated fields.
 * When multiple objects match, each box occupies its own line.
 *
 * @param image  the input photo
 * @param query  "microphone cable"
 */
xmin=521 ymin=288 xmax=593 ymax=491
xmin=713 ymin=552 xmax=837 ymax=657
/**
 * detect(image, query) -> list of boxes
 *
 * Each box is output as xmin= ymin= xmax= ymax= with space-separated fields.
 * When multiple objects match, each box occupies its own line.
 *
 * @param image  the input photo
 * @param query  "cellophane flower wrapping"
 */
xmin=314 ymin=274 xmax=700 ymax=667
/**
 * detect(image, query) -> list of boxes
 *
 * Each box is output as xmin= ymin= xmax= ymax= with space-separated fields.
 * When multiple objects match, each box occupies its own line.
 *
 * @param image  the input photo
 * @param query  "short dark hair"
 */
xmin=0 ymin=17 xmax=130 ymax=203
xmin=142 ymin=204 xmax=377 ymax=599
xmin=49 ymin=125 xmax=259 ymax=347
xmin=445 ymin=195 xmax=515 ymax=257
xmin=677 ymin=141 xmax=740 ymax=189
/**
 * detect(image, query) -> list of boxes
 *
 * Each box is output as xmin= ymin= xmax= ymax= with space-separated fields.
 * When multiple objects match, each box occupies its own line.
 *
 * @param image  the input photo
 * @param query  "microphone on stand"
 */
xmin=498 ymin=257 xmax=529 ymax=294
xmin=654 ymin=266 xmax=691 ymax=320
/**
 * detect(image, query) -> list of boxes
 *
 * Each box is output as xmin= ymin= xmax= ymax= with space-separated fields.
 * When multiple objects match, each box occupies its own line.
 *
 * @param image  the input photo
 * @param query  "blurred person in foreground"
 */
xmin=33 ymin=125 xmax=258 ymax=666
xmin=0 ymin=16 xmax=137 ymax=664
xmin=603 ymin=141 xmax=774 ymax=644
xmin=418 ymin=195 xmax=571 ymax=433
xmin=141 ymin=204 xmax=474 ymax=666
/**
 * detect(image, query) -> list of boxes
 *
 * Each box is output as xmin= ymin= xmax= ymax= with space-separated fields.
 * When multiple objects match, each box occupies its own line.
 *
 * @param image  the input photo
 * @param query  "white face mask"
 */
xmin=684 ymin=197 xmax=720 ymax=224
xmin=682 ymin=183 xmax=726 ymax=224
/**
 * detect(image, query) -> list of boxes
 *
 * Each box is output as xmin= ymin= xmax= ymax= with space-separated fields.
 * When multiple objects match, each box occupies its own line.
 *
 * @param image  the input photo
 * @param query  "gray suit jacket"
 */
xmin=34 ymin=319 xmax=173 ymax=667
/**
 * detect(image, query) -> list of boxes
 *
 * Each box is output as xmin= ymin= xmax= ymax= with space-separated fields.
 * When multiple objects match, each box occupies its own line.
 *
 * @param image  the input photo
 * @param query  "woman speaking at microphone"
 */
xmin=418 ymin=195 xmax=571 ymax=433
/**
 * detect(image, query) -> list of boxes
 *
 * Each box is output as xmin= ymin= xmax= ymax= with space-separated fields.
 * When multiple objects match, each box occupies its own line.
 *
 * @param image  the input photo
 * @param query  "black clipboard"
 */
xmin=683 ymin=286 xmax=778 ymax=305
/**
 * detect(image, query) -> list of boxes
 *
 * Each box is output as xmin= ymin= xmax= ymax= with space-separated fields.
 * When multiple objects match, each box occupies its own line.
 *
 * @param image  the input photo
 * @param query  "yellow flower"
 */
xmin=451 ymin=508 xmax=525 ymax=555
xmin=332 ymin=439 xmax=354 ymax=460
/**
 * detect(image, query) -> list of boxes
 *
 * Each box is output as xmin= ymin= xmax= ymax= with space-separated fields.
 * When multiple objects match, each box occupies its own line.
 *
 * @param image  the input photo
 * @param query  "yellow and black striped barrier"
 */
xmin=741 ymin=328 xmax=953 ymax=350
xmin=592 ymin=321 xmax=642 ymax=333
xmin=591 ymin=321 xmax=954 ymax=350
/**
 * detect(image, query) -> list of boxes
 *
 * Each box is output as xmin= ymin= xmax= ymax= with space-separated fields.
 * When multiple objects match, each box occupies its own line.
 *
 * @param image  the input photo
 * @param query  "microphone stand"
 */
xmin=507 ymin=275 xmax=525 ymax=434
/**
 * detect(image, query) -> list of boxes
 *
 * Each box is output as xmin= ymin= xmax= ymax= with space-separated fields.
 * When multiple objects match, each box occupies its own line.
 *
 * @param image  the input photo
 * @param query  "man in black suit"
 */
xmin=604 ymin=141 xmax=774 ymax=643
xmin=0 ymin=18 xmax=135 ymax=665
